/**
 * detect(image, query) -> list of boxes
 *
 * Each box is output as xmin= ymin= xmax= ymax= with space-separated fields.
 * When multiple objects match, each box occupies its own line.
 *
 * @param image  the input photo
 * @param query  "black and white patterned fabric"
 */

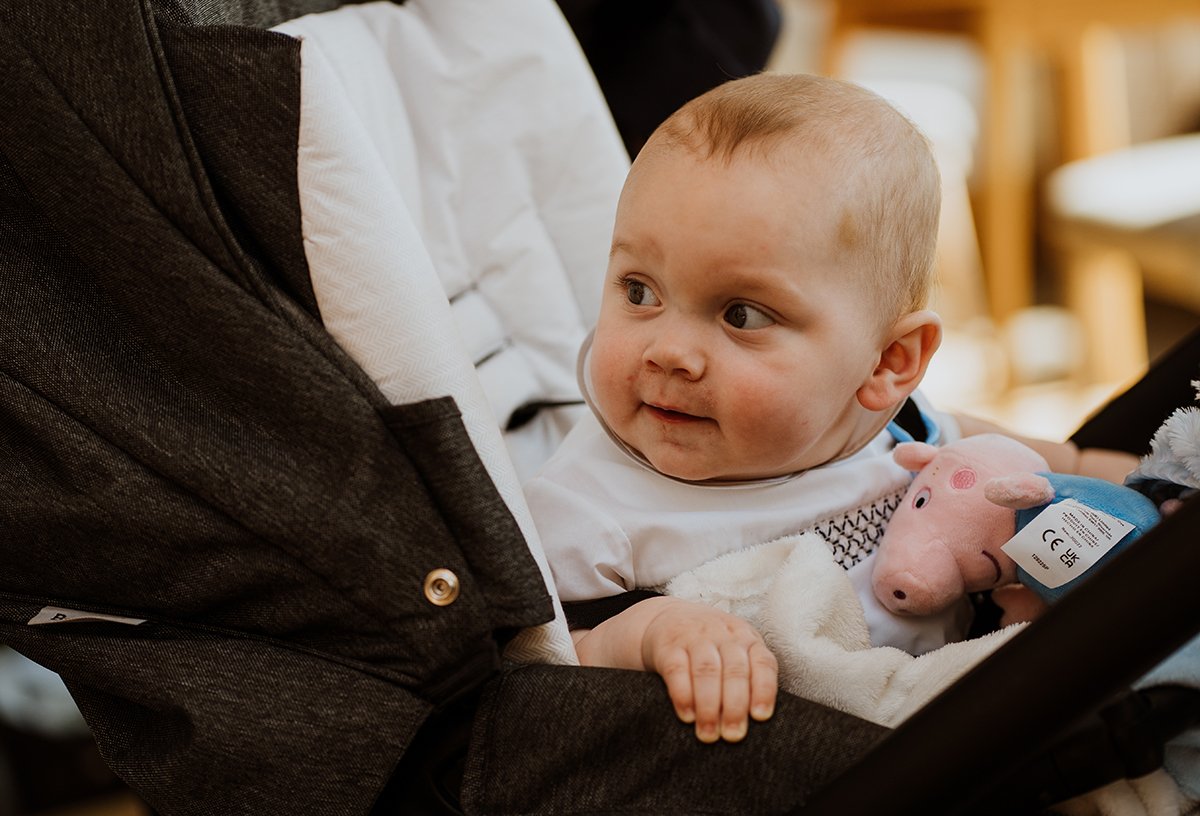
xmin=811 ymin=488 xmax=907 ymax=570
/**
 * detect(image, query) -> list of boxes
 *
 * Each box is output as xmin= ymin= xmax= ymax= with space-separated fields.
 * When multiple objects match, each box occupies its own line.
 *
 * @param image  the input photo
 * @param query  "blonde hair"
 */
xmin=649 ymin=73 xmax=941 ymax=322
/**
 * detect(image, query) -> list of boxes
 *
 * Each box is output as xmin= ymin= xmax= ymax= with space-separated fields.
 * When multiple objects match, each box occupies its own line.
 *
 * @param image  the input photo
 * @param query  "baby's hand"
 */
xmin=992 ymin=583 xmax=1049 ymax=627
xmin=640 ymin=599 xmax=778 ymax=743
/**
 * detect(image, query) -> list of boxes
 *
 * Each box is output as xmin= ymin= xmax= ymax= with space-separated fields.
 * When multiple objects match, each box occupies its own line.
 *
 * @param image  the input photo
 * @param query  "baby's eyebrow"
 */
xmin=609 ymin=237 xmax=663 ymax=262
xmin=609 ymin=240 xmax=633 ymax=259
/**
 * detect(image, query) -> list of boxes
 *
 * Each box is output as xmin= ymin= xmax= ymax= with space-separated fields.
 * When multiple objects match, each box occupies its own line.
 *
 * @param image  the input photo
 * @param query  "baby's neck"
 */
xmin=827 ymin=402 xmax=903 ymax=466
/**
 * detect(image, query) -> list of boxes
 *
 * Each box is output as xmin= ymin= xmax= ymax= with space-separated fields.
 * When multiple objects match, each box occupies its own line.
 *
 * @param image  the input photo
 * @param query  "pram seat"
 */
xmin=276 ymin=0 xmax=628 ymax=485
xmin=1 ymin=0 xmax=1197 ymax=813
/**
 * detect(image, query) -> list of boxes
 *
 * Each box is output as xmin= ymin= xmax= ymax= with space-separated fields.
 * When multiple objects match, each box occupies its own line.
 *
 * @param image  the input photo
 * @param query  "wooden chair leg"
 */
xmin=1062 ymin=246 xmax=1148 ymax=386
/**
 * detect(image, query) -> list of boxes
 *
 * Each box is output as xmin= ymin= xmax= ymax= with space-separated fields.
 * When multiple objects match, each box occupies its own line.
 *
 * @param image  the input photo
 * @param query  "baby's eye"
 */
xmin=724 ymin=303 xmax=774 ymax=330
xmin=624 ymin=279 xmax=660 ymax=306
xmin=912 ymin=487 xmax=932 ymax=509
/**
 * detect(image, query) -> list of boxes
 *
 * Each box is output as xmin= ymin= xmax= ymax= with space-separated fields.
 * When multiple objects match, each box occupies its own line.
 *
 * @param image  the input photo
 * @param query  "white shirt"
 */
xmin=524 ymin=393 xmax=971 ymax=655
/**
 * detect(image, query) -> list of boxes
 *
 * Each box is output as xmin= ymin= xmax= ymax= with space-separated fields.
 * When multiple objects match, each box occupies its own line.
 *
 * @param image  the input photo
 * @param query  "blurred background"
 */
xmin=769 ymin=0 xmax=1200 ymax=441
xmin=7 ymin=1 xmax=1199 ymax=814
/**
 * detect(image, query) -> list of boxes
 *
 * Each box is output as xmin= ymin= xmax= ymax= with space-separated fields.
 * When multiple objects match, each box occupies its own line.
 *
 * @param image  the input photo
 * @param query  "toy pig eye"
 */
xmin=912 ymin=487 xmax=931 ymax=509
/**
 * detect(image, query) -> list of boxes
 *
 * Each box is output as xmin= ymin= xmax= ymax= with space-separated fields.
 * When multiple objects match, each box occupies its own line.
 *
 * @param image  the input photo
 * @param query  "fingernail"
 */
xmin=721 ymin=721 xmax=747 ymax=742
xmin=696 ymin=723 xmax=719 ymax=743
xmin=678 ymin=707 xmax=695 ymax=724
xmin=751 ymin=703 xmax=774 ymax=721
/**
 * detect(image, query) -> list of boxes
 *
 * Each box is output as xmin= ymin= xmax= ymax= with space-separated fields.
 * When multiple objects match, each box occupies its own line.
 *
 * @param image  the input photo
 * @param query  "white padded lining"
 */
xmin=277 ymin=2 xmax=626 ymax=480
xmin=275 ymin=0 xmax=629 ymax=663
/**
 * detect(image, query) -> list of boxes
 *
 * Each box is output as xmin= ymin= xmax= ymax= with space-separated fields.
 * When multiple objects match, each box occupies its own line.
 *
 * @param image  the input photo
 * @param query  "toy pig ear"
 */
xmin=984 ymin=474 xmax=1055 ymax=509
xmin=893 ymin=442 xmax=939 ymax=471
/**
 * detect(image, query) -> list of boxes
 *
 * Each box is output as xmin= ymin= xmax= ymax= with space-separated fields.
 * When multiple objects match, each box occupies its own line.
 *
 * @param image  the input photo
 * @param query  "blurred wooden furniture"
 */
xmin=826 ymin=0 xmax=1200 ymax=331
xmin=1046 ymin=133 xmax=1200 ymax=383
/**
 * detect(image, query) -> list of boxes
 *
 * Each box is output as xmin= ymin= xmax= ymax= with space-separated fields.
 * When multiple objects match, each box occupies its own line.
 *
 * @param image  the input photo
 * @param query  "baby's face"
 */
xmin=590 ymin=144 xmax=887 ymax=481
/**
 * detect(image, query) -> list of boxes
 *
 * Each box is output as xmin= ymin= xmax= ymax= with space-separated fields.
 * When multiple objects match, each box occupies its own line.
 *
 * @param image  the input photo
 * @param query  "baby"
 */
xmin=525 ymin=73 xmax=1132 ymax=746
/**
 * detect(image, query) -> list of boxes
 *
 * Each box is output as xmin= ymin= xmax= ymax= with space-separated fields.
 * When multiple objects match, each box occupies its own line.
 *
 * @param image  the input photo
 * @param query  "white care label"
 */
xmin=1000 ymin=499 xmax=1135 ymax=590
xmin=28 ymin=606 xmax=147 ymax=626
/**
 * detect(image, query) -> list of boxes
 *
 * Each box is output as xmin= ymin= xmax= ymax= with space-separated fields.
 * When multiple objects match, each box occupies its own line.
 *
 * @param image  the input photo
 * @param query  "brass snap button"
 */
xmin=423 ymin=568 xmax=460 ymax=606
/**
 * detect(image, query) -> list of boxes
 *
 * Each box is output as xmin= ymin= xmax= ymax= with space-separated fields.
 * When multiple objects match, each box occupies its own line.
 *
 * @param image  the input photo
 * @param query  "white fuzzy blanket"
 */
xmin=665 ymin=532 xmax=1020 ymax=727
xmin=665 ymin=532 xmax=1191 ymax=814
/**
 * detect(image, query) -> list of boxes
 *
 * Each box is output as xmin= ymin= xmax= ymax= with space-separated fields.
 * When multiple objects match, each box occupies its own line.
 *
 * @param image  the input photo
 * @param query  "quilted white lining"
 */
xmin=276 ymin=0 xmax=628 ymax=663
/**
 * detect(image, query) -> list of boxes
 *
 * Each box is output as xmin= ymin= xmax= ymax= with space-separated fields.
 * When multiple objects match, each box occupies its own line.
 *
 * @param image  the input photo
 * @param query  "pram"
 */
xmin=0 ymin=0 xmax=1196 ymax=813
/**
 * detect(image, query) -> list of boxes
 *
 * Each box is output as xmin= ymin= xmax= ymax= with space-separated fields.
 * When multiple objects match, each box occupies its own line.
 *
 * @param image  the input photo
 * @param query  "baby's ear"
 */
xmin=857 ymin=310 xmax=942 ymax=412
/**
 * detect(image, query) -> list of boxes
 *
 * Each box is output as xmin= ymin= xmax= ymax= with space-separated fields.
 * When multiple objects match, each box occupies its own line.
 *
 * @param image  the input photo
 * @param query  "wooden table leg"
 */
xmin=977 ymin=11 xmax=1038 ymax=323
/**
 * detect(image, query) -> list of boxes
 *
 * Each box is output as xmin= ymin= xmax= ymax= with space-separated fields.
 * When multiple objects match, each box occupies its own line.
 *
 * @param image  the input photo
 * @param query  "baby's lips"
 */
xmin=644 ymin=401 xmax=705 ymax=420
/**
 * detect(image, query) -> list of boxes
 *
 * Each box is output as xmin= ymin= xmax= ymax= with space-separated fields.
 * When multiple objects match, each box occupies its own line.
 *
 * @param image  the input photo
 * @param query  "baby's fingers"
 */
xmin=718 ymin=642 xmax=751 ymax=742
xmin=689 ymin=644 xmax=724 ymax=743
xmin=748 ymin=640 xmax=778 ymax=723
xmin=653 ymin=642 xmax=740 ymax=743
xmin=655 ymin=647 xmax=698 ymax=726
xmin=717 ymin=639 xmax=778 ymax=741
xmin=640 ymin=602 xmax=778 ymax=744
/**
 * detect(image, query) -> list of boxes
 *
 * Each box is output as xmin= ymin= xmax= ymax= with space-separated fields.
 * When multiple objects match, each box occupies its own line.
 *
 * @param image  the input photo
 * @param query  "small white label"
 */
xmin=28 ymin=606 xmax=147 ymax=626
xmin=1001 ymin=499 xmax=1135 ymax=590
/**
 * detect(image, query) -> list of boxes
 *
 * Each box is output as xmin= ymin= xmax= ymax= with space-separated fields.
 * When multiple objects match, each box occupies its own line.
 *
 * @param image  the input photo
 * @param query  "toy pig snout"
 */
xmin=872 ymin=538 xmax=967 ymax=616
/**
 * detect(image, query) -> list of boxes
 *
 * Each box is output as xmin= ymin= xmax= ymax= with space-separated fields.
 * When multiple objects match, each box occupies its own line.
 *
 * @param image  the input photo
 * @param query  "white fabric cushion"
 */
xmin=277 ymin=0 xmax=627 ymax=478
xmin=274 ymin=0 xmax=629 ymax=663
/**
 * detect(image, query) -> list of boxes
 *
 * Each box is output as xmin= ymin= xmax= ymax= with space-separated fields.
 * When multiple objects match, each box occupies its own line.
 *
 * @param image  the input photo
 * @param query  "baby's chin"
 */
xmin=652 ymin=460 xmax=720 ymax=482
xmin=637 ymin=447 xmax=719 ymax=482
xmin=645 ymin=450 xmax=775 ymax=483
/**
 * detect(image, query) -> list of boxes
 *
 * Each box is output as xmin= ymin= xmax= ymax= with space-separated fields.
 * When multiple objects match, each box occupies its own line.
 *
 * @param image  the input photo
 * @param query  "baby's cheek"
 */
xmin=723 ymin=380 xmax=793 ymax=443
xmin=590 ymin=337 xmax=634 ymax=414
xmin=589 ymin=365 xmax=622 ymax=421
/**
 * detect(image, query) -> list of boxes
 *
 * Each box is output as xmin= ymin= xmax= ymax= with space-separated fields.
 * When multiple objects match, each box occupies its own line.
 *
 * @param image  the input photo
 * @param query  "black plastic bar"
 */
xmin=1071 ymin=324 xmax=1200 ymax=455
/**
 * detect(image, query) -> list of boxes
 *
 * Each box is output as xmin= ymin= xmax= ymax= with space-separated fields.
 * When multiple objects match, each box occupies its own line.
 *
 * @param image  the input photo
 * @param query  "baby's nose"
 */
xmin=643 ymin=329 xmax=705 ymax=379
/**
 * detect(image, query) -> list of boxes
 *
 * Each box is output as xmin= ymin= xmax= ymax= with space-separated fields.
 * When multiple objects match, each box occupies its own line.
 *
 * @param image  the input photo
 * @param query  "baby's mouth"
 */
xmin=644 ymin=403 xmax=705 ymax=423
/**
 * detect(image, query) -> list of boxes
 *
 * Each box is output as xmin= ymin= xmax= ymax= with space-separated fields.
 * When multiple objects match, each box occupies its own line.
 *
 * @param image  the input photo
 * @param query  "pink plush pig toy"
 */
xmin=871 ymin=433 xmax=1158 ymax=621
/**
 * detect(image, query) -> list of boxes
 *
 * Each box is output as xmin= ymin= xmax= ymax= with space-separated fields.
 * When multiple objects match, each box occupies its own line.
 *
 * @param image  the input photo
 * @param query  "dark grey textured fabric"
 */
xmin=154 ymin=0 xmax=346 ymax=28
xmin=0 ymin=1 xmax=890 ymax=814
xmin=0 ymin=599 xmax=427 ymax=816
xmin=464 ymin=665 xmax=887 ymax=815
xmin=0 ymin=0 xmax=553 ymax=680
xmin=0 ymin=0 xmax=552 ymax=811
xmin=158 ymin=20 xmax=319 ymax=316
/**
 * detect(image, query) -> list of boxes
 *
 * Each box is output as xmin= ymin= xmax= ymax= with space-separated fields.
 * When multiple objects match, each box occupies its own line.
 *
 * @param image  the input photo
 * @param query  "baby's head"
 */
xmin=589 ymin=72 xmax=944 ymax=482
